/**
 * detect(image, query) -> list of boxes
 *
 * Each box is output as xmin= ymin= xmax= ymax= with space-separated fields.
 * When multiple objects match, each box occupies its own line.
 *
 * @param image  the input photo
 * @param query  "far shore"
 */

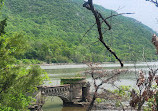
xmin=39 ymin=61 xmax=158 ymax=69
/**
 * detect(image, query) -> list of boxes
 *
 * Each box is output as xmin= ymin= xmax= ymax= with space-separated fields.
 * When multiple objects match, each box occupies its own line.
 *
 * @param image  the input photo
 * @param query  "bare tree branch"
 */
xmin=146 ymin=0 xmax=158 ymax=7
xmin=83 ymin=0 xmax=125 ymax=67
xmin=80 ymin=23 xmax=96 ymax=41
xmin=86 ymin=63 xmax=128 ymax=111
xmin=130 ymin=67 xmax=158 ymax=110
xmin=80 ymin=12 xmax=134 ymax=42
xmin=105 ymin=12 xmax=134 ymax=20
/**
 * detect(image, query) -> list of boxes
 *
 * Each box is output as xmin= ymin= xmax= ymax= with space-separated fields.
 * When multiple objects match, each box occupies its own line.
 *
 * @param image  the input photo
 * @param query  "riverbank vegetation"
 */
xmin=83 ymin=1 xmax=158 ymax=110
xmin=0 ymin=1 xmax=48 ymax=110
xmin=85 ymin=63 xmax=158 ymax=111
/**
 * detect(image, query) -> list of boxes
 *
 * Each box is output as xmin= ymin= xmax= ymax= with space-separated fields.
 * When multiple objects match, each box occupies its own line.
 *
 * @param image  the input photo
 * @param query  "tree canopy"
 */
xmin=0 ymin=2 xmax=48 ymax=110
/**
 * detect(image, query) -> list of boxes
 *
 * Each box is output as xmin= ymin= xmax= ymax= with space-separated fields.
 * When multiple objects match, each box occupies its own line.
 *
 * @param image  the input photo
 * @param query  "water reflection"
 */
xmin=42 ymin=97 xmax=86 ymax=111
xmin=62 ymin=107 xmax=86 ymax=111
xmin=43 ymin=97 xmax=63 ymax=111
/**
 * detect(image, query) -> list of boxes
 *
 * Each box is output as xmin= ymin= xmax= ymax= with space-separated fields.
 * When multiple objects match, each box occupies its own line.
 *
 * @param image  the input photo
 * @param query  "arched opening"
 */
xmin=42 ymin=96 xmax=63 ymax=111
xmin=42 ymin=96 xmax=86 ymax=111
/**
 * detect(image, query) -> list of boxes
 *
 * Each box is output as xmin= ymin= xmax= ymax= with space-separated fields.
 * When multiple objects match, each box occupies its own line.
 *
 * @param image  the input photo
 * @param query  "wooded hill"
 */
xmin=2 ymin=0 xmax=157 ymax=63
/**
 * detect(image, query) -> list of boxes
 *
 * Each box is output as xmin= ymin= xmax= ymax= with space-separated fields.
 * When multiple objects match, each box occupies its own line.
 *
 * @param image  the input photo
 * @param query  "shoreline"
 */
xmin=39 ymin=62 xmax=158 ymax=69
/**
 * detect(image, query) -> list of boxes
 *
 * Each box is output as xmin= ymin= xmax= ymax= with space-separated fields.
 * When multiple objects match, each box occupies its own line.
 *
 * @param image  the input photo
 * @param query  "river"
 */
xmin=41 ymin=62 xmax=158 ymax=111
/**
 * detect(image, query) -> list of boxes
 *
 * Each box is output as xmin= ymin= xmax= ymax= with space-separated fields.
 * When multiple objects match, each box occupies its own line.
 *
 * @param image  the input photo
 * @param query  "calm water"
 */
xmin=42 ymin=62 xmax=158 ymax=111
xmin=43 ymin=97 xmax=86 ymax=111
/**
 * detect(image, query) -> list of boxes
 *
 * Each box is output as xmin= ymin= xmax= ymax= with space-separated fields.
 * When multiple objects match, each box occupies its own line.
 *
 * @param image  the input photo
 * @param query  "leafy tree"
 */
xmin=0 ymin=31 xmax=48 ymax=111
xmin=0 ymin=2 xmax=48 ymax=110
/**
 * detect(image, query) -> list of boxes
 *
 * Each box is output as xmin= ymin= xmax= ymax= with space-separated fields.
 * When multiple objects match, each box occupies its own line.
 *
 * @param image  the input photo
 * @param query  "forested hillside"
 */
xmin=1 ymin=0 xmax=157 ymax=63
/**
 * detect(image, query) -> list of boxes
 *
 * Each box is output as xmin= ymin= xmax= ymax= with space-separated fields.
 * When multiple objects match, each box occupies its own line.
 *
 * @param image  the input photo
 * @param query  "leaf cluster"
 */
xmin=0 ymin=20 xmax=48 ymax=110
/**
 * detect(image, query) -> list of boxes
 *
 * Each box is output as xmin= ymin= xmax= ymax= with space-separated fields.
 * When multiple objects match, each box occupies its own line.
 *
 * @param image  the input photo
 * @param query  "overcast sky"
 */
xmin=93 ymin=0 xmax=158 ymax=32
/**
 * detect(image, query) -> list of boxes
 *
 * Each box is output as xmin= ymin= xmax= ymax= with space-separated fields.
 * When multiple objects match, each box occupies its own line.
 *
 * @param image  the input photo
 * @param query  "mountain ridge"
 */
xmin=2 ymin=0 xmax=157 ymax=63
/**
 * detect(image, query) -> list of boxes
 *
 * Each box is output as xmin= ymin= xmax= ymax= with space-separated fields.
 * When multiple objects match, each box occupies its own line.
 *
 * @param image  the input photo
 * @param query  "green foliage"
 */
xmin=0 ymin=18 xmax=7 ymax=36
xmin=21 ymin=59 xmax=42 ymax=64
xmin=60 ymin=77 xmax=85 ymax=85
xmin=113 ymin=85 xmax=131 ymax=99
xmin=144 ymin=85 xmax=158 ymax=111
xmin=95 ymin=98 xmax=106 ymax=104
xmin=1 ymin=0 xmax=157 ymax=63
xmin=0 ymin=32 xmax=48 ymax=110
xmin=110 ymin=86 xmax=131 ymax=109
xmin=96 ymin=98 xmax=102 ymax=104
xmin=0 ymin=1 xmax=48 ymax=110
xmin=0 ymin=0 xmax=4 ymax=10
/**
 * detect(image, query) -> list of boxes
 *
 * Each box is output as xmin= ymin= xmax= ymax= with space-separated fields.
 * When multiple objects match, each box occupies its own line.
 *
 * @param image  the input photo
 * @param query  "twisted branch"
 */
xmin=146 ymin=0 xmax=158 ymax=7
xmin=83 ymin=0 xmax=124 ymax=67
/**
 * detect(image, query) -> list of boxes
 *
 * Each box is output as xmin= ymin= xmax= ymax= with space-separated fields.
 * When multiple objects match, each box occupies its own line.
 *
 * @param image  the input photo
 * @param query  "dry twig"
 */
xmin=82 ymin=0 xmax=134 ymax=67
xmin=85 ymin=63 xmax=127 ymax=111
xmin=146 ymin=0 xmax=158 ymax=7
